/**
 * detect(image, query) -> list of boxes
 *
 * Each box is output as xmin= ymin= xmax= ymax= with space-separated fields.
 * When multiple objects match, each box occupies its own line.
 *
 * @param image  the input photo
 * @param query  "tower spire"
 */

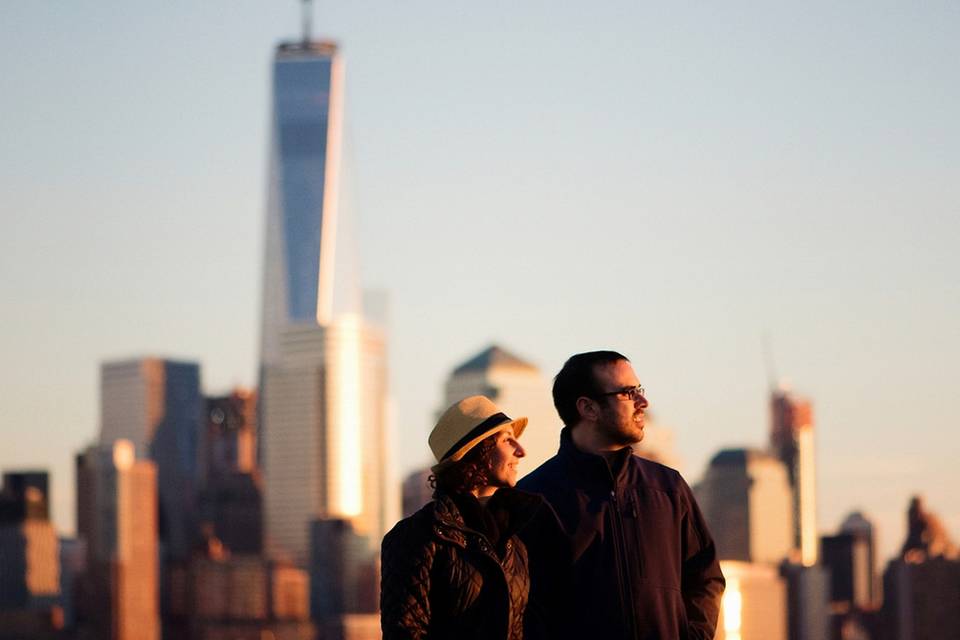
xmin=301 ymin=0 xmax=313 ymax=44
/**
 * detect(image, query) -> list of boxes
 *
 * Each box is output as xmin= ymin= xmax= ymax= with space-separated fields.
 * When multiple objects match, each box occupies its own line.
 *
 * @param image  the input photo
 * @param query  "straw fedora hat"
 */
xmin=429 ymin=396 xmax=528 ymax=464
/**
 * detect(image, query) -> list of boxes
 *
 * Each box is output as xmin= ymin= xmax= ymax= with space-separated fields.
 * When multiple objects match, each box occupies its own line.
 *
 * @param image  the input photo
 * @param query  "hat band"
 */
xmin=441 ymin=412 xmax=511 ymax=461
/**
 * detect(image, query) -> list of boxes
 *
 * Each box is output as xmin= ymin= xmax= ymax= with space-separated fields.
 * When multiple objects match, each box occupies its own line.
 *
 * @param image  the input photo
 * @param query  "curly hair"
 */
xmin=429 ymin=433 xmax=499 ymax=497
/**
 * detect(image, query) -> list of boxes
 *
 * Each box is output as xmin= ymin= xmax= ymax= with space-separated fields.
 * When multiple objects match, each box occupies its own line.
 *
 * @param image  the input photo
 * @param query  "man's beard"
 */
xmin=598 ymin=407 xmax=643 ymax=446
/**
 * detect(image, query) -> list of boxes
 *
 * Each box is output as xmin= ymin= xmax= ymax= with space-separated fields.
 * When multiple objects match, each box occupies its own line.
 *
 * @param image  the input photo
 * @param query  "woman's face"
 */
xmin=486 ymin=427 xmax=526 ymax=488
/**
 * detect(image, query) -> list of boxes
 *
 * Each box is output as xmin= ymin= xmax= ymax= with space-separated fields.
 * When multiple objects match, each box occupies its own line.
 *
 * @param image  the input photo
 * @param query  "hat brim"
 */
xmin=443 ymin=416 xmax=528 ymax=463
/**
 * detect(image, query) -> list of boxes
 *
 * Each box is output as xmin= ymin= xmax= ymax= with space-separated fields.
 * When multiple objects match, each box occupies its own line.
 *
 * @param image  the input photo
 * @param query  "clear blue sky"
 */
xmin=2 ymin=2 xmax=958 ymax=562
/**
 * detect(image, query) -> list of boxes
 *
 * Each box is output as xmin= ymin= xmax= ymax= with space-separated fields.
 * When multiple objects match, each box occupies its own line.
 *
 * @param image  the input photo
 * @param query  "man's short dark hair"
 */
xmin=552 ymin=350 xmax=630 ymax=427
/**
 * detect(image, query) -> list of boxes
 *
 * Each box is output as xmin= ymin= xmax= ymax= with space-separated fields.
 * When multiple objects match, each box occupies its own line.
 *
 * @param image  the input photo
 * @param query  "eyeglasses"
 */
xmin=595 ymin=385 xmax=646 ymax=402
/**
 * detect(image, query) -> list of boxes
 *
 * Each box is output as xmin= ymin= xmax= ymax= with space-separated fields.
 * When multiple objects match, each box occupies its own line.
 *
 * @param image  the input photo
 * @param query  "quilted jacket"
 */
xmin=380 ymin=488 xmax=561 ymax=640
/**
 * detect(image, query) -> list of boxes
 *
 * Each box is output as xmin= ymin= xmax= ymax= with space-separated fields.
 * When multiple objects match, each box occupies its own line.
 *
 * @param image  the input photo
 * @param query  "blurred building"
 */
xmin=58 ymin=537 xmax=85 ymax=629
xmin=75 ymin=440 xmax=159 ymax=640
xmin=821 ymin=513 xmax=879 ymax=612
xmin=401 ymin=468 xmax=433 ymax=518
xmin=202 ymin=389 xmax=258 ymax=480
xmin=781 ymin=562 xmax=830 ymax=640
xmin=167 ymin=548 xmax=314 ymax=640
xmin=0 ymin=471 xmax=60 ymax=612
xmin=309 ymin=518 xmax=378 ymax=632
xmin=695 ymin=448 xmax=794 ymax=564
xmin=259 ymin=35 xmax=393 ymax=569
xmin=262 ymin=319 xmax=389 ymax=565
xmin=198 ymin=388 xmax=263 ymax=555
xmin=770 ymin=386 xmax=818 ymax=566
xmin=0 ymin=471 xmax=50 ymax=522
xmin=879 ymin=496 xmax=960 ymax=640
xmin=443 ymin=345 xmax=558 ymax=472
xmin=881 ymin=556 xmax=960 ymax=640
xmin=259 ymin=39 xmax=348 ymax=363
xmin=100 ymin=357 xmax=202 ymax=560
xmin=715 ymin=560 xmax=788 ymax=640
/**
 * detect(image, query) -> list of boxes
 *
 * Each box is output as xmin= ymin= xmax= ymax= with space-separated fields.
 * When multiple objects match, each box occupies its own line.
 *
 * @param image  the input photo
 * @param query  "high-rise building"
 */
xmin=100 ymin=357 xmax=202 ymax=560
xmin=258 ymin=25 xmax=393 ymax=571
xmin=695 ymin=448 xmax=794 ymax=565
xmin=770 ymin=386 xmax=818 ymax=566
xmin=781 ymin=562 xmax=831 ymax=640
xmin=262 ymin=319 xmax=389 ymax=565
xmin=309 ymin=518 xmax=378 ymax=623
xmin=0 ymin=471 xmax=59 ymax=612
xmin=259 ymin=38 xmax=346 ymax=366
xmin=442 ymin=345 xmax=559 ymax=471
xmin=202 ymin=388 xmax=258 ymax=481
xmin=75 ymin=440 xmax=159 ymax=640
xmin=878 ymin=496 xmax=960 ymax=640
xmin=198 ymin=388 xmax=263 ymax=554
xmin=821 ymin=511 xmax=879 ymax=611
xmin=715 ymin=561 xmax=788 ymax=640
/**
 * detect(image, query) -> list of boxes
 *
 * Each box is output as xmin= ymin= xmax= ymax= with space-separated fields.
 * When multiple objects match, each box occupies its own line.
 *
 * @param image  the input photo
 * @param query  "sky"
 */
xmin=1 ymin=2 xmax=958 ymax=563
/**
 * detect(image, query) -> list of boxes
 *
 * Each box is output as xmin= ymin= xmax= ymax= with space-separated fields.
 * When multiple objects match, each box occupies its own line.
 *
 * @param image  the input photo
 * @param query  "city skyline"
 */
xmin=1 ymin=1 xmax=958 ymax=568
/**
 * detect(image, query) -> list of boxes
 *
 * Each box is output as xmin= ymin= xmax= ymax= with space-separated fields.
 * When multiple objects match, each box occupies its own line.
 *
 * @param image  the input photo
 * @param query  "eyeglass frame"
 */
xmin=591 ymin=384 xmax=646 ymax=403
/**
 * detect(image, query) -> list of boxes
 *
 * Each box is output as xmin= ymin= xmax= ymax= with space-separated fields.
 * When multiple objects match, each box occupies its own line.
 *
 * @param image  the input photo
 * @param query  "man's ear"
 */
xmin=575 ymin=396 xmax=599 ymax=423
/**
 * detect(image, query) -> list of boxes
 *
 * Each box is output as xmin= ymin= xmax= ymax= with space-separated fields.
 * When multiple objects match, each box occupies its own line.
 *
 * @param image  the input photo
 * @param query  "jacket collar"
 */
xmin=558 ymin=426 xmax=634 ymax=490
xmin=430 ymin=489 xmax=544 ymax=548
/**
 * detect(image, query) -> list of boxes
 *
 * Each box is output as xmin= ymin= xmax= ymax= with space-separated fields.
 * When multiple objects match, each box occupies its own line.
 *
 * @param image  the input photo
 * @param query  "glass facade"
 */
xmin=260 ymin=41 xmax=343 ymax=366
xmin=274 ymin=54 xmax=332 ymax=321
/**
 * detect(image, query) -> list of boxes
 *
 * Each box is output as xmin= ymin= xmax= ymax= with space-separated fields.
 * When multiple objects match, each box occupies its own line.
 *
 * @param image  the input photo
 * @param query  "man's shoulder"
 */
xmin=517 ymin=454 xmax=569 ymax=493
xmin=629 ymin=454 xmax=688 ymax=492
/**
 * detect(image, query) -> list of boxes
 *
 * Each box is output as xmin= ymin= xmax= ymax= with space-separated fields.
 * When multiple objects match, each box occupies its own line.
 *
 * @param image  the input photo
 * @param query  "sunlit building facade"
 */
xmin=770 ymin=386 xmax=818 ymax=566
xmin=695 ymin=448 xmax=794 ymax=565
xmin=715 ymin=561 xmax=787 ymax=640
xmin=262 ymin=319 xmax=388 ymax=565
xmin=0 ymin=472 xmax=59 ymax=612
xmin=75 ymin=440 xmax=159 ymax=640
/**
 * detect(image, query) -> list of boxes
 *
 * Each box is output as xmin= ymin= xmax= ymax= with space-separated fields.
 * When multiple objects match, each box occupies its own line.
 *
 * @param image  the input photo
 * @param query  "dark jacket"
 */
xmin=517 ymin=428 xmax=725 ymax=640
xmin=380 ymin=488 xmax=569 ymax=640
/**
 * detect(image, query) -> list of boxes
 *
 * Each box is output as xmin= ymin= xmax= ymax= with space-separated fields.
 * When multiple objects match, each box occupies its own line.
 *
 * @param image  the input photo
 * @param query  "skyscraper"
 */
xmin=0 ymin=471 xmax=59 ymax=612
xmin=258 ymin=27 xmax=392 ymax=569
xmin=260 ymin=38 xmax=346 ymax=366
xmin=695 ymin=448 xmax=794 ymax=565
xmin=75 ymin=440 xmax=159 ymax=640
xmin=820 ymin=511 xmax=879 ymax=611
xmin=770 ymin=386 xmax=818 ymax=566
xmin=262 ymin=320 xmax=388 ymax=565
xmin=100 ymin=357 xmax=202 ymax=560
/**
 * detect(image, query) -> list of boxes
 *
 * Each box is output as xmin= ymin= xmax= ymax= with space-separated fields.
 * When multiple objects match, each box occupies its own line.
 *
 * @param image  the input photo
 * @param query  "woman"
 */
xmin=380 ymin=396 xmax=570 ymax=640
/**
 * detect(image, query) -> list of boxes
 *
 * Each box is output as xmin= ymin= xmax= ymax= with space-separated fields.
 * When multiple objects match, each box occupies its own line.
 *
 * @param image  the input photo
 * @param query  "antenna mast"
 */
xmin=301 ymin=0 xmax=313 ymax=44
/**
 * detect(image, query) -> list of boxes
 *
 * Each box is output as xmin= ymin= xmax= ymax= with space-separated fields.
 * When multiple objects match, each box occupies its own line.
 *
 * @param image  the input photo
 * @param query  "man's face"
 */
xmin=591 ymin=360 xmax=648 ymax=446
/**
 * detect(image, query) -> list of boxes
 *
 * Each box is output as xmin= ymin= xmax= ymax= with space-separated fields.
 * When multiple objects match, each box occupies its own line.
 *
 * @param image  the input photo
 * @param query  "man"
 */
xmin=518 ymin=351 xmax=724 ymax=640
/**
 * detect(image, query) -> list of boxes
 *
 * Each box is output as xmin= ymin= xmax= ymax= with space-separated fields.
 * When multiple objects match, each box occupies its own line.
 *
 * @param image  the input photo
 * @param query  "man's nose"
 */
xmin=514 ymin=441 xmax=526 ymax=457
xmin=636 ymin=394 xmax=649 ymax=409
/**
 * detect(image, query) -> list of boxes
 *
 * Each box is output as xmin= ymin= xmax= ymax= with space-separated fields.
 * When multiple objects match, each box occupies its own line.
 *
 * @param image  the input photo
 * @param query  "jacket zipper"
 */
xmin=608 ymin=481 xmax=639 ymax=640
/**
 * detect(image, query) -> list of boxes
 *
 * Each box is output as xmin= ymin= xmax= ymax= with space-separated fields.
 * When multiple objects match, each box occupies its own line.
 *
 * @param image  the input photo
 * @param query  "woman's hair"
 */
xmin=429 ymin=432 xmax=499 ymax=497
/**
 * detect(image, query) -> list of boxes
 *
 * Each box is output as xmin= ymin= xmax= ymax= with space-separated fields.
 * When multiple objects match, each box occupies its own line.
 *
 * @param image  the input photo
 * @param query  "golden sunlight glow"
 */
xmin=330 ymin=314 xmax=362 ymax=517
xmin=723 ymin=577 xmax=742 ymax=640
xmin=798 ymin=425 xmax=818 ymax=566
xmin=316 ymin=54 xmax=345 ymax=327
